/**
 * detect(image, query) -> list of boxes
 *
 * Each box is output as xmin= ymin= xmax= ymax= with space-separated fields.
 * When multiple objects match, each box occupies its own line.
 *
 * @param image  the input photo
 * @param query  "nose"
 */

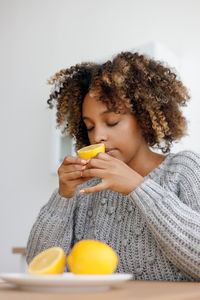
xmin=92 ymin=125 xmax=107 ymax=144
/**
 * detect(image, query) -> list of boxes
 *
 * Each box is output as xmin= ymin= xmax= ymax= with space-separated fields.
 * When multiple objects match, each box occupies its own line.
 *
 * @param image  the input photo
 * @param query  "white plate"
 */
xmin=0 ymin=272 xmax=133 ymax=292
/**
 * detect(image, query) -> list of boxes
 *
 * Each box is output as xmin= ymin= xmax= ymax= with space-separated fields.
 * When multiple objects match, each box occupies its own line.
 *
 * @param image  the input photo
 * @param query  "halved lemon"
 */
xmin=77 ymin=143 xmax=105 ymax=160
xmin=28 ymin=247 xmax=66 ymax=275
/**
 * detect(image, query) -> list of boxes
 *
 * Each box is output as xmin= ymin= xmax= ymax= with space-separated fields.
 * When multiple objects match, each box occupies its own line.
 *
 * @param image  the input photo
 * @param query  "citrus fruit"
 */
xmin=28 ymin=247 xmax=66 ymax=275
xmin=77 ymin=143 xmax=105 ymax=160
xmin=66 ymin=240 xmax=118 ymax=274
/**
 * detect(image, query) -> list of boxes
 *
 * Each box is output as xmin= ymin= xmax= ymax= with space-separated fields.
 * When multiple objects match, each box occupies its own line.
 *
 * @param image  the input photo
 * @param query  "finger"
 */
xmin=80 ymin=182 xmax=106 ymax=194
xmin=81 ymin=168 xmax=104 ymax=179
xmin=86 ymin=158 xmax=109 ymax=169
xmin=95 ymin=152 xmax=111 ymax=161
xmin=61 ymin=164 xmax=87 ymax=173
xmin=72 ymin=177 xmax=93 ymax=186
xmin=63 ymin=155 xmax=88 ymax=165
xmin=60 ymin=170 xmax=84 ymax=181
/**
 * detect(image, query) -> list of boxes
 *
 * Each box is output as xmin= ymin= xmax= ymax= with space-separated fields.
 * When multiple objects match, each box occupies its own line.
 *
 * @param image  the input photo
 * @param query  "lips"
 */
xmin=105 ymin=148 xmax=114 ymax=152
xmin=105 ymin=148 xmax=117 ymax=154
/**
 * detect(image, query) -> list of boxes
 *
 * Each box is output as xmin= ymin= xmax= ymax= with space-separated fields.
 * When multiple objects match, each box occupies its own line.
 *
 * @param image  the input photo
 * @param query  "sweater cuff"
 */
xmin=47 ymin=188 xmax=77 ymax=217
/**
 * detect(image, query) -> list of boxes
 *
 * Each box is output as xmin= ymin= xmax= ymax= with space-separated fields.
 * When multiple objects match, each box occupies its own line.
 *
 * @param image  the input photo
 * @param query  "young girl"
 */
xmin=26 ymin=51 xmax=200 ymax=281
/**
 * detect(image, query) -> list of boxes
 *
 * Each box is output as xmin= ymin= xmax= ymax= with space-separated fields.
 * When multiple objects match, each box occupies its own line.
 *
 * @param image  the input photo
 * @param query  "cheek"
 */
xmin=121 ymin=120 xmax=141 ymax=139
xmin=129 ymin=118 xmax=142 ymax=139
xmin=119 ymin=122 xmax=143 ymax=150
xmin=87 ymin=133 xmax=95 ymax=144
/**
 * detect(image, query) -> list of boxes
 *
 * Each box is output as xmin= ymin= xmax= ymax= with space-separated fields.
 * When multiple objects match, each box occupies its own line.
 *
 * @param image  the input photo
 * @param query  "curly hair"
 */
xmin=47 ymin=51 xmax=190 ymax=153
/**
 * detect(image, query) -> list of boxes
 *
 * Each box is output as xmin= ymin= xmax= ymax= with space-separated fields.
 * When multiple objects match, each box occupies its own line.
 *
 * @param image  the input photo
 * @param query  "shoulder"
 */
xmin=167 ymin=150 xmax=200 ymax=207
xmin=168 ymin=150 xmax=200 ymax=169
xmin=166 ymin=150 xmax=200 ymax=183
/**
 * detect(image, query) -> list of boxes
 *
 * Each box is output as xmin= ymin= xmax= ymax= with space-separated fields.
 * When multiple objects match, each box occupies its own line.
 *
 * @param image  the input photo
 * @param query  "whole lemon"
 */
xmin=66 ymin=240 xmax=118 ymax=274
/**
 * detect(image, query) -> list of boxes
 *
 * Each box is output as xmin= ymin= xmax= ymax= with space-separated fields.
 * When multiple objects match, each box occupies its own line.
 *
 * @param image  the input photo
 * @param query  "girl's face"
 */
xmin=82 ymin=93 xmax=148 ymax=167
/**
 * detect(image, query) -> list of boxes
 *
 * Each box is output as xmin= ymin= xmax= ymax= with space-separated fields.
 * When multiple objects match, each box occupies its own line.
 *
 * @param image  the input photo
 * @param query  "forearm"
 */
xmin=26 ymin=189 xmax=77 ymax=264
xmin=128 ymin=179 xmax=200 ymax=280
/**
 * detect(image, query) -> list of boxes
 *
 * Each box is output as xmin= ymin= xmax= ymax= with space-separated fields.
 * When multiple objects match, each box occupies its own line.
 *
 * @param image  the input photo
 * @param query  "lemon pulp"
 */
xmin=28 ymin=247 xmax=66 ymax=275
xmin=66 ymin=239 xmax=118 ymax=274
xmin=77 ymin=143 xmax=105 ymax=160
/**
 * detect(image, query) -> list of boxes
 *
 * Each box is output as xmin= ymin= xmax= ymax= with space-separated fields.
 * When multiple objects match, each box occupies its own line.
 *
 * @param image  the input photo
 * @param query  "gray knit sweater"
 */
xmin=26 ymin=150 xmax=200 ymax=281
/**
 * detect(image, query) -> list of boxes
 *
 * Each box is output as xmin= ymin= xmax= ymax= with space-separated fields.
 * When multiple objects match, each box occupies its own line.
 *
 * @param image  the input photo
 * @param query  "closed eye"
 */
xmin=107 ymin=122 xmax=119 ymax=127
xmin=86 ymin=127 xmax=94 ymax=132
xmin=86 ymin=122 xmax=119 ymax=132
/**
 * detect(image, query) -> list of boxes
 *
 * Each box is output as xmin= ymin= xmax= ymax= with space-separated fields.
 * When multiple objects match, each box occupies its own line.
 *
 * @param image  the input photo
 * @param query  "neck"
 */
xmin=128 ymin=141 xmax=166 ymax=177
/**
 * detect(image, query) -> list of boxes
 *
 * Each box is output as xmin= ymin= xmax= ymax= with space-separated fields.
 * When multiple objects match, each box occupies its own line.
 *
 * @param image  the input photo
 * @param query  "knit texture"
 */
xmin=26 ymin=150 xmax=200 ymax=281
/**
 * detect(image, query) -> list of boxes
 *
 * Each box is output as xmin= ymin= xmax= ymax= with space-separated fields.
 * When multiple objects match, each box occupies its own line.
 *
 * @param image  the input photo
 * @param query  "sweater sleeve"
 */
xmin=128 ymin=151 xmax=200 ymax=280
xmin=26 ymin=188 xmax=77 ymax=265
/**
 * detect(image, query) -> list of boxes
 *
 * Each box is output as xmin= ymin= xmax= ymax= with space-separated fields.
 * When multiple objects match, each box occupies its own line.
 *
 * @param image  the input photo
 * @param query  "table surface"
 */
xmin=0 ymin=280 xmax=200 ymax=300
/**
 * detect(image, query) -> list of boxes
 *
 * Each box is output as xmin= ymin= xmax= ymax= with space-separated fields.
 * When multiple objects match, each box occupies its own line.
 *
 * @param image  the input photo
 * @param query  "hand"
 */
xmin=58 ymin=156 xmax=92 ymax=198
xmin=80 ymin=152 xmax=144 ymax=195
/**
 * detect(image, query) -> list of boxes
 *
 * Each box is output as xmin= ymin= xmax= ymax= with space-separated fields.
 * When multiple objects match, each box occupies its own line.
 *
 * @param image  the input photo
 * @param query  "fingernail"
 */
xmin=80 ymin=189 xmax=85 ymax=193
xmin=81 ymin=160 xmax=87 ymax=164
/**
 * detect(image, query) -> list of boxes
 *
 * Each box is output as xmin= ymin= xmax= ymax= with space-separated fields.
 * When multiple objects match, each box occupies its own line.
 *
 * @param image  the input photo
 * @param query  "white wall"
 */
xmin=1 ymin=0 xmax=200 ymax=272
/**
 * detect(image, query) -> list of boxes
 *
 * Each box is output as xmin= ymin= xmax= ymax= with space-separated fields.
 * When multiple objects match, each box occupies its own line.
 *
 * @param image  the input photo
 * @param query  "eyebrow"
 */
xmin=82 ymin=110 xmax=112 ymax=121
